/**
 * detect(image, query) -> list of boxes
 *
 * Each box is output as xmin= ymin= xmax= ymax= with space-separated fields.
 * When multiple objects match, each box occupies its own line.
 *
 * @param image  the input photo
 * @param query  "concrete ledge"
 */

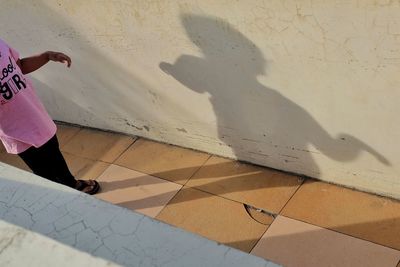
xmin=0 ymin=163 xmax=279 ymax=267
xmin=0 ymin=220 xmax=119 ymax=267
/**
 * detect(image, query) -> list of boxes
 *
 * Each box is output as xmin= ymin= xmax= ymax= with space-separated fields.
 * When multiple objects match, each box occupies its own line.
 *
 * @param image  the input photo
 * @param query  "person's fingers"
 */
xmin=48 ymin=52 xmax=72 ymax=67
xmin=56 ymin=53 xmax=72 ymax=67
xmin=66 ymin=57 xmax=71 ymax=67
xmin=63 ymin=54 xmax=71 ymax=67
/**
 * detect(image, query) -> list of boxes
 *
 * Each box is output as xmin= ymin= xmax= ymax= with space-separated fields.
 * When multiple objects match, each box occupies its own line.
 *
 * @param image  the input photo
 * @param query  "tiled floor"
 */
xmin=1 ymin=123 xmax=400 ymax=267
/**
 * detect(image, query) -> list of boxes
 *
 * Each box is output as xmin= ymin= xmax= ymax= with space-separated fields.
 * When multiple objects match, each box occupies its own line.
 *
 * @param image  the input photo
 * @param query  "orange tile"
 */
xmin=186 ymin=156 xmax=303 ymax=213
xmin=115 ymin=139 xmax=210 ymax=184
xmin=96 ymin=164 xmax=182 ymax=218
xmin=63 ymin=152 xmax=109 ymax=180
xmin=0 ymin=153 xmax=31 ymax=172
xmin=251 ymin=216 xmax=400 ymax=267
xmin=282 ymin=180 xmax=400 ymax=250
xmin=245 ymin=205 xmax=275 ymax=225
xmin=56 ymin=124 xmax=81 ymax=148
xmin=156 ymin=187 xmax=270 ymax=252
xmin=62 ymin=128 xmax=136 ymax=163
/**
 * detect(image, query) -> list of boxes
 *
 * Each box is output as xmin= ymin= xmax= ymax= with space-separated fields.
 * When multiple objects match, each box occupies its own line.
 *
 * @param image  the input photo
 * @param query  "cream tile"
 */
xmin=96 ymin=164 xmax=182 ymax=218
xmin=115 ymin=139 xmax=210 ymax=184
xmin=186 ymin=156 xmax=303 ymax=213
xmin=62 ymin=128 xmax=136 ymax=163
xmin=63 ymin=152 xmax=109 ymax=180
xmin=56 ymin=124 xmax=81 ymax=148
xmin=0 ymin=153 xmax=31 ymax=172
xmin=251 ymin=216 xmax=400 ymax=267
xmin=282 ymin=180 xmax=400 ymax=250
xmin=156 ymin=187 xmax=270 ymax=252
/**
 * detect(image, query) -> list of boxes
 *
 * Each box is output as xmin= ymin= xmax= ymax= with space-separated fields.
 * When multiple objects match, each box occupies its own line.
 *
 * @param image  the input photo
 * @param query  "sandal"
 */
xmin=75 ymin=179 xmax=100 ymax=195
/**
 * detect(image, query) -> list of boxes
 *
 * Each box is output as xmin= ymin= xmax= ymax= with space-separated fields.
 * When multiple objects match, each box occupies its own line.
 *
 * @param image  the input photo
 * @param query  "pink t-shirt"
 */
xmin=0 ymin=39 xmax=56 ymax=154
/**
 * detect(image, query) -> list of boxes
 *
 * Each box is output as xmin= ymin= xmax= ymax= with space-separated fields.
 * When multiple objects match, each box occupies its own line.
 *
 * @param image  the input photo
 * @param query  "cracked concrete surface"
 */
xmin=0 ymin=220 xmax=119 ymax=267
xmin=0 ymin=162 xmax=279 ymax=267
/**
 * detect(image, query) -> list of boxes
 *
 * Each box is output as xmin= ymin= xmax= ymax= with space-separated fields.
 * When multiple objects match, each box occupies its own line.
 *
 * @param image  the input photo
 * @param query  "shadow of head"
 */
xmin=160 ymin=14 xmax=266 ymax=93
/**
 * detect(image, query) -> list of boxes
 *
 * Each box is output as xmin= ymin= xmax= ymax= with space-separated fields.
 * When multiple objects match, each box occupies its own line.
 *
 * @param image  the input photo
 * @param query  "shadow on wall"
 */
xmin=160 ymin=14 xmax=390 ymax=177
xmin=3 ymin=2 xmax=390 ymax=179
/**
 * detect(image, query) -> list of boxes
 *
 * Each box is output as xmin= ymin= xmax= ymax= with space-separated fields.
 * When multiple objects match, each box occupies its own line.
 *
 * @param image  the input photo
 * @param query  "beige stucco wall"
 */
xmin=1 ymin=1 xmax=399 ymax=198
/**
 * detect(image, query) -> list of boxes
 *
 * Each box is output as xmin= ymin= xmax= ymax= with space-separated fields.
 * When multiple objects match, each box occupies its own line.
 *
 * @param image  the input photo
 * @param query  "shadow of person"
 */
xmin=160 ymin=14 xmax=389 ymax=179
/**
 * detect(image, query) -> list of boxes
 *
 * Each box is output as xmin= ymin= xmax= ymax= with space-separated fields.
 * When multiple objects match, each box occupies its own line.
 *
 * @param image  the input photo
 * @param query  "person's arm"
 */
xmin=16 ymin=51 xmax=71 ymax=74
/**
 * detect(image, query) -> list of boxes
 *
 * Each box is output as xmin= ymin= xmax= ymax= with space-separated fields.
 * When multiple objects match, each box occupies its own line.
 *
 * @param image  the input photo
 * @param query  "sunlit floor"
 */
xmin=1 ymin=123 xmax=399 ymax=267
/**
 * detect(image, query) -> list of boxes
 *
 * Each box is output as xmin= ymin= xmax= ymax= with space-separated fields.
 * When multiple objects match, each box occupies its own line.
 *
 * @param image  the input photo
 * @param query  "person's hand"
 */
xmin=46 ymin=51 xmax=71 ymax=67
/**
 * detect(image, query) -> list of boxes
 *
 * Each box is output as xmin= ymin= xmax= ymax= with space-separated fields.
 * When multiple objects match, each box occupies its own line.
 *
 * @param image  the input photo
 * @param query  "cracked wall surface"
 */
xmin=0 ymin=162 xmax=279 ymax=267
xmin=0 ymin=1 xmax=399 ymax=199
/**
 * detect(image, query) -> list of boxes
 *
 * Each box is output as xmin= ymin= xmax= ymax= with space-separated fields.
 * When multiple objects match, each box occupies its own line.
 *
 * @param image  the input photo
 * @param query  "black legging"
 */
xmin=18 ymin=135 xmax=76 ymax=188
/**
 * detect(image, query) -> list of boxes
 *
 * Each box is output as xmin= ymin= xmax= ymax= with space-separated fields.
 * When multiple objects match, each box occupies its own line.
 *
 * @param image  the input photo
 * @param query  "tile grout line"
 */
xmin=109 ymin=159 xmax=189 ymax=187
xmin=58 ymin=121 xmax=139 ymax=164
xmin=277 ymin=176 xmax=307 ymax=215
xmin=248 ymin=219 xmax=278 ymax=254
xmin=152 ymin=182 xmax=279 ymax=228
xmin=275 ymin=177 xmax=400 ymax=252
xmin=275 ymin=178 xmax=400 ymax=252
xmin=246 ymin=176 xmax=307 ymax=254
xmin=158 ymin=152 xmax=284 ymax=218
xmin=154 ymin=154 xmax=213 ymax=218
xmin=97 ymin=147 xmax=212 ymax=218
xmin=57 ymin=125 xmax=82 ymax=149
xmin=62 ymin=136 xmax=139 ymax=165
xmin=111 ymin=136 xmax=141 ymax=164
xmin=105 ymin=161 xmax=270 ymax=213
xmin=182 ymin=154 xmax=213 ymax=187
xmin=158 ymin=154 xmax=291 ymax=220
xmin=177 ymin=185 xmax=276 ymax=218
xmin=248 ymin=214 xmax=400 ymax=258
xmin=280 ymin=214 xmax=400 ymax=252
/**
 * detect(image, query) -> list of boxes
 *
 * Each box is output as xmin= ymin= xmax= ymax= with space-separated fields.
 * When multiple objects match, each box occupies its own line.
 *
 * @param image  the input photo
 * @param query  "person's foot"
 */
xmin=74 ymin=180 xmax=100 ymax=195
